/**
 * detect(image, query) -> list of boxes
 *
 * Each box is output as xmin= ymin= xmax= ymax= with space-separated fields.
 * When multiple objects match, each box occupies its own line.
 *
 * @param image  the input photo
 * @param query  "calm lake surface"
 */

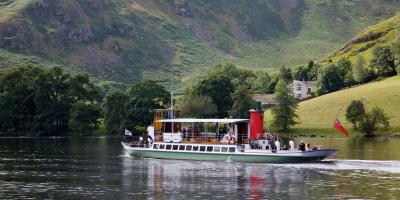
xmin=0 ymin=137 xmax=399 ymax=199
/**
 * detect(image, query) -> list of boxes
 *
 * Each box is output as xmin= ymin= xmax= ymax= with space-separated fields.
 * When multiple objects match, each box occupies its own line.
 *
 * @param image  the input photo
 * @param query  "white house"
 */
xmin=292 ymin=80 xmax=317 ymax=100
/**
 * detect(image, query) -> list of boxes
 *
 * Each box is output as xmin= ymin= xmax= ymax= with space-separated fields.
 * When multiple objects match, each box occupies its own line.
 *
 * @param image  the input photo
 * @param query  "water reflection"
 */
xmin=0 ymin=138 xmax=399 ymax=199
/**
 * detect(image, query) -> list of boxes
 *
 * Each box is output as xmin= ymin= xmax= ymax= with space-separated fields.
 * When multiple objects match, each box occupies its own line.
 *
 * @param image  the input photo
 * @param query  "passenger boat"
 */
xmin=122 ymin=109 xmax=337 ymax=163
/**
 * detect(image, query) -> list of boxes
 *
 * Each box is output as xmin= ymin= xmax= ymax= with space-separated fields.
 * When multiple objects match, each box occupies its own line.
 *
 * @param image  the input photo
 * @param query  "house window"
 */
xmin=297 ymin=94 xmax=302 ymax=98
xmin=297 ymin=86 xmax=302 ymax=91
xmin=308 ymin=88 xmax=311 ymax=93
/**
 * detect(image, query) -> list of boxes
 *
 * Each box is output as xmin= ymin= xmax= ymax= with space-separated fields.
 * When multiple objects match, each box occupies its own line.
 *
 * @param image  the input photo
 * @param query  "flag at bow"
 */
xmin=333 ymin=118 xmax=349 ymax=137
xmin=124 ymin=129 xmax=133 ymax=136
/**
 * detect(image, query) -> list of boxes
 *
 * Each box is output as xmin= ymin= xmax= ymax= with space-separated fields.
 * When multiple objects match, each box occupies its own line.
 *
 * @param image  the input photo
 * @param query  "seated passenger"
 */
xmin=298 ymin=141 xmax=306 ymax=151
xmin=312 ymin=145 xmax=318 ymax=150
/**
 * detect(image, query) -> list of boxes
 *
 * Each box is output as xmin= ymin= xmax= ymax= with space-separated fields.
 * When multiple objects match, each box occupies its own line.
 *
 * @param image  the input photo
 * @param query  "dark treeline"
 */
xmin=0 ymin=66 xmax=100 ymax=136
xmin=0 ymin=39 xmax=398 ymax=136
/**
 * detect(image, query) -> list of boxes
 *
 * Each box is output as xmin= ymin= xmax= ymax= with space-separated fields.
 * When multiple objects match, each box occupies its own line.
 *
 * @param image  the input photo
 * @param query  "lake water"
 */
xmin=0 ymin=137 xmax=399 ymax=199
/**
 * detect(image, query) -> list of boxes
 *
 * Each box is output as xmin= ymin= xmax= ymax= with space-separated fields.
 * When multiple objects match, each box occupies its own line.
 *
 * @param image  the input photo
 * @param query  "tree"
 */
xmin=0 ymin=66 xmax=100 ymax=136
xmin=293 ymin=66 xmax=310 ymax=81
xmin=194 ymin=75 xmax=235 ymax=117
xmin=250 ymin=71 xmax=273 ymax=93
xmin=180 ymin=95 xmax=218 ymax=118
xmin=358 ymin=107 xmax=390 ymax=137
xmin=316 ymin=63 xmax=345 ymax=95
xmin=69 ymin=102 xmax=101 ymax=135
xmin=352 ymin=56 xmax=369 ymax=83
xmin=103 ymin=91 xmax=129 ymax=134
xmin=229 ymin=85 xmax=256 ymax=118
xmin=370 ymin=45 xmax=397 ymax=77
xmin=271 ymin=79 xmax=298 ymax=132
xmin=125 ymin=80 xmax=169 ymax=128
xmin=345 ymin=100 xmax=366 ymax=129
xmin=279 ymin=66 xmax=293 ymax=82
xmin=209 ymin=63 xmax=255 ymax=88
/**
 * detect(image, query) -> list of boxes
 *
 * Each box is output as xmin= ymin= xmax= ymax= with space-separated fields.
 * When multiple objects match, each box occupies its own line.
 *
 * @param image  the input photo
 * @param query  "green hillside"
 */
xmin=1 ymin=0 xmax=400 ymax=89
xmin=265 ymin=76 xmax=400 ymax=137
xmin=324 ymin=12 xmax=400 ymax=63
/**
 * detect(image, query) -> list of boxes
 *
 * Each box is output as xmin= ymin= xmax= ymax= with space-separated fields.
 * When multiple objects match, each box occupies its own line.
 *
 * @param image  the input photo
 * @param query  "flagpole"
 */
xmin=330 ymin=109 xmax=343 ymax=149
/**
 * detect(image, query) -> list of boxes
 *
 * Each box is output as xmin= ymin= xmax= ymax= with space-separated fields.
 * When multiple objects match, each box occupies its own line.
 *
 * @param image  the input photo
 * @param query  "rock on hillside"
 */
xmin=0 ymin=0 xmax=400 ymax=89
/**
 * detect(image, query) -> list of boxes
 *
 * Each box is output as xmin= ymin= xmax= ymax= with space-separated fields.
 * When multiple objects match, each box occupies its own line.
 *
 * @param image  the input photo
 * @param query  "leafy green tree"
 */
xmin=125 ymin=80 xmax=169 ymax=128
xmin=316 ymin=63 xmax=345 ymax=95
xmin=0 ymin=66 xmax=100 ymax=136
xmin=358 ymin=107 xmax=390 ymax=137
xmin=279 ymin=66 xmax=293 ymax=82
xmin=370 ymin=45 xmax=397 ymax=77
xmin=293 ymin=66 xmax=310 ymax=81
xmin=229 ymin=85 xmax=256 ymax=118
xmin=103 ymin=91 xmax=129 ymax=134
xmin=69 ymin=102 xmax=101 ymax=135
xmin=250 ymin=71 xmax=273 ymax=93
xmin=194 ymin=75 xmax=235 ymax=117
xmin=271 ymin=79 xmax=298 ymax=132
xmin=209 ymin=63 xmax=255 ymax=88
xmin=180 ymin=95 xmax=218 ymax=118
xmin=345 ymin=100 xmax=366 ymax=129
xmin=352 ymin=56 xmax=369 ymax=83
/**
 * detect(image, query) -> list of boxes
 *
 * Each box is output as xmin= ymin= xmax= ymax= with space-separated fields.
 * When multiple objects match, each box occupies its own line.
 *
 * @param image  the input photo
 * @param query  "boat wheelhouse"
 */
xmin=122 ymin=110 xmax=337 ymax=163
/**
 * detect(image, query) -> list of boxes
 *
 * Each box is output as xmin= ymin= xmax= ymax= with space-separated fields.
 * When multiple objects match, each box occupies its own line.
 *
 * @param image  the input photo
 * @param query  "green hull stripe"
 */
xmin=131 ymin=150 xmax=325 ymax=163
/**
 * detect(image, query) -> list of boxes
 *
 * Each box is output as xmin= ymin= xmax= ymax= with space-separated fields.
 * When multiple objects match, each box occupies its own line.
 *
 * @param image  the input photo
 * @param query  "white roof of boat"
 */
xmin=155 ymin=118 xmax=249 ymax=123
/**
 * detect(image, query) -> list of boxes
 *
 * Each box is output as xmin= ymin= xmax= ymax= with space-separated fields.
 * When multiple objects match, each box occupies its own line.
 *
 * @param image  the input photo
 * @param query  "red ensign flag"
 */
xmin=333 ymin=118 xmax=349 ymax=137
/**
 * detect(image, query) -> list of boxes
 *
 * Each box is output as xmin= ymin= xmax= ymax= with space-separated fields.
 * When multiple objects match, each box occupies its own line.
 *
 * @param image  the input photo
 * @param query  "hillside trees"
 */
xmin=316 ymin=63 xmax=345 ymax=95
xmin=370 ymin=45 xmax=397 ymax=77
xmin=352 ymin=56 xmax=369 ymax=83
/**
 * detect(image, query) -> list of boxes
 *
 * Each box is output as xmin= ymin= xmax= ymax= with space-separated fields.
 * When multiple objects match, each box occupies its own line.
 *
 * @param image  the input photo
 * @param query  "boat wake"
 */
xmin=272 ymin=159 xmax=400 ymax=173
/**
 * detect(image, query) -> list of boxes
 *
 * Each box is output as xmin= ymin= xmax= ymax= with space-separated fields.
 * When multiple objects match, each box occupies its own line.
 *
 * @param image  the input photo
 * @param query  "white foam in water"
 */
xmin=272 ymin=159 xmax=400 ymax=173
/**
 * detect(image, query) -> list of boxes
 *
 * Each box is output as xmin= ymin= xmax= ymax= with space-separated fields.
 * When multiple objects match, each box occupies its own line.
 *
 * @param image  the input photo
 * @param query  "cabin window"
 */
xmin=308 ymin=88 xmax=312 ymax=93
xmin=199 ymin=146 xmax=206 ymax=152
xmin=193 ymin=146 xmax=199 ymax=151
xmin=160 ymin=144 xmax=165 ymax=149
xmin=214 ymin=147 xmax=221 ymax=152
xmin=153 ymin=144 xmax=159 ymax=149
xmin=186 ymin=145 xmax=192 ymax=151
xmin=206 ymin=146 xmax=213 ymax=152
xmin=166 ymin=145 xmax=172 ymax=150
xmin=173 ymin=145 xmax=179 ymax=150
xmin=221 ymin=147 xmax=228 ymax=152
xmin=179 ymin=145 xmax=185 ymax=150
xmin=229 ymin=147 xmax=236 ymax=152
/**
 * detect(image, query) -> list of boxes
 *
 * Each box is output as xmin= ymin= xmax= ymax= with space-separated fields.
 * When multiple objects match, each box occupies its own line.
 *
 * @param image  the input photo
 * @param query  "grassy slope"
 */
xmin=324 ymin=12 xmax=400 ymax=63
xmin=265 ymin=76 xmax=400 ymax=137
xmin=1 ymin=1 xmax=400 ymax=90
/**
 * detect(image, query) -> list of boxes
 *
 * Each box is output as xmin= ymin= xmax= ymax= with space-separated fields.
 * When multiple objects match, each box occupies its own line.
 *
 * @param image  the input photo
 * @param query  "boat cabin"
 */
xmin=153 ymin=118 xmax=250 ymax=145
